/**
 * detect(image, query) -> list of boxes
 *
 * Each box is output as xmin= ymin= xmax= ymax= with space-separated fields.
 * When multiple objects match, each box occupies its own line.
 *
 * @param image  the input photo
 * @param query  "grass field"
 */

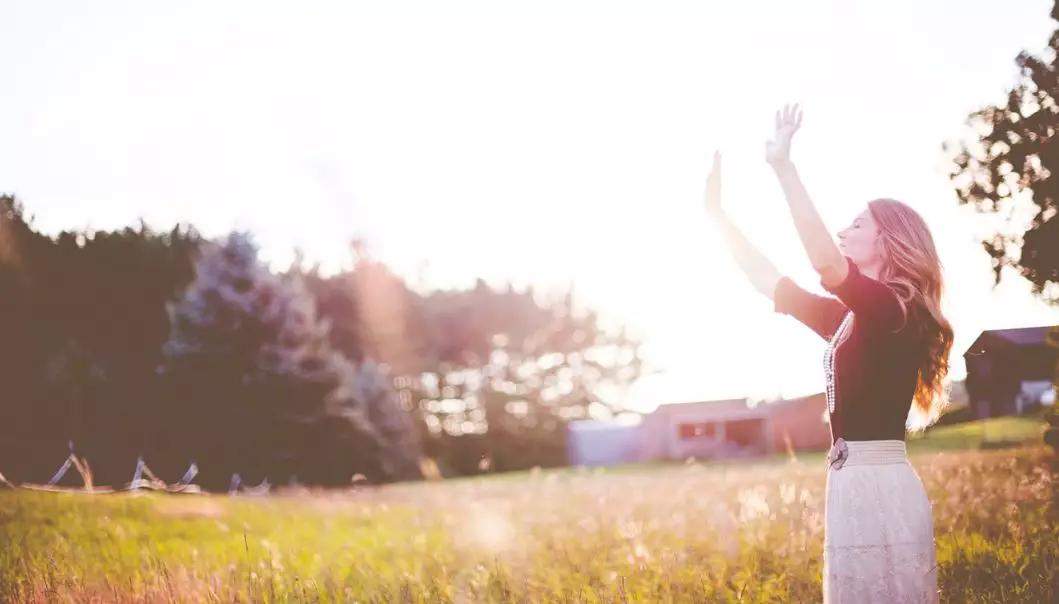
xmin=1 ymin=414 xmax=1055 ymax=603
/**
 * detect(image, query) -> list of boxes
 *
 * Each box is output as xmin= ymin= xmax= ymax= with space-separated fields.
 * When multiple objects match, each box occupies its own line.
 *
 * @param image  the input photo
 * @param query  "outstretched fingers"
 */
xmin=777 ymin=103 xmax=803 ymax=130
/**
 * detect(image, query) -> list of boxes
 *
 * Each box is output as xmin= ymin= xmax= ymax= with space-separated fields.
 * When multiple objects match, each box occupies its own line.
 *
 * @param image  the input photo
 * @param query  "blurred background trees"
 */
xmin=0 ymin=195 xmax=201 ymax=486
xmin=0 ymin=195 xmax=646 ymax=488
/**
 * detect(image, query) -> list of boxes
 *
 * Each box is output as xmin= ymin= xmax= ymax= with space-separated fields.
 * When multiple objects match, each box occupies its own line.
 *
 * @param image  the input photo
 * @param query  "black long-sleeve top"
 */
xmin=773 ymin=255 xmax=921 ymax=444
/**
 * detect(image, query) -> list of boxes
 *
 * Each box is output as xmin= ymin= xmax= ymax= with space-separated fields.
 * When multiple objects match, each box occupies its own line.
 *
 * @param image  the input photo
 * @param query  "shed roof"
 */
xmin=965 ymin=325 xmax=1058 ymax=356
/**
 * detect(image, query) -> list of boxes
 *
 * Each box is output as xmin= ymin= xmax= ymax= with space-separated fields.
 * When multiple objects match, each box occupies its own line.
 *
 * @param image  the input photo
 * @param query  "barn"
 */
xmin=964 ymin=325 xmax=1059 ymax=418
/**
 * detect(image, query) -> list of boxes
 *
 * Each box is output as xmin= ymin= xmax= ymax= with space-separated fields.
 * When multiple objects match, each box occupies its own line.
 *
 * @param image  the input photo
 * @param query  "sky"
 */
xmin=2 ymin=0 xmax=1057 ymax=413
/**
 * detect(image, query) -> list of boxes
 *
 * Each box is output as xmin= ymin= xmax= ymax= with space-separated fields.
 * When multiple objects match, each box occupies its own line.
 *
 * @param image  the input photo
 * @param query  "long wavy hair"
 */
xmin=867 ymin=198 xmax=955 ymax=431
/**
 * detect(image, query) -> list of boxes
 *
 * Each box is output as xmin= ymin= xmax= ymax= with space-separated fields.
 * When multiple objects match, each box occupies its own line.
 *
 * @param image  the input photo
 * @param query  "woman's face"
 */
xmin=837 ymin=208 xmax=884 ymax=270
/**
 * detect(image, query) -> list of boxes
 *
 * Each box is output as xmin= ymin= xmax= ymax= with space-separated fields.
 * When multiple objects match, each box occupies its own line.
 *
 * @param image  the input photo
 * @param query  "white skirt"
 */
xmin=823 ymin=439 xmax=939 ymax=603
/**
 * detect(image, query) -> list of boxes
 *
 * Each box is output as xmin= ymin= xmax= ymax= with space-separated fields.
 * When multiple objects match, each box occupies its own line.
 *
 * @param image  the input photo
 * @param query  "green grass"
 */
xmin=0 ymin=490 xmax=456 ymax=602
xmin=0 ymin=415 xmax=1054 ymax=603
xmin=907 ymin=412 xmax=1049 ymax=452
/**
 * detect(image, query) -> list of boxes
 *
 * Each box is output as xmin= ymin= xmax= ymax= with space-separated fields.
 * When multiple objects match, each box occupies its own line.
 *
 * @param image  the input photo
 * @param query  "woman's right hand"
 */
xmin=766 ymin=103 xmax=802 ymax=167
xmin=705 ymin=151 xmax=723 ymax=218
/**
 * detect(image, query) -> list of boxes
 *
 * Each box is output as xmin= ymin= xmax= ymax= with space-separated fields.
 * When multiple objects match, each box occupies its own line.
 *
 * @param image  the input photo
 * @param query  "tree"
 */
xmin=945 ymin=2 xmax=1059 ymax=303
xmin=160 ymin=232 xmax=388 ymax=488
xmin=302 ymin=242 xmax=649 ymax=476
xmin=0 ymin=196 xmax=202 ymax=484
xmin=352 ymin=359 xmax=425 ymax=481
xmin=408 ymin=283 xmax=648 ymax=474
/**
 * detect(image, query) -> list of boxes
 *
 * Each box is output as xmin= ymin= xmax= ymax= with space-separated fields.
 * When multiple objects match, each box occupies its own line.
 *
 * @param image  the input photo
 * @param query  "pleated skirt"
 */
xmin=823 ymin=439 xmax=939 ymax=603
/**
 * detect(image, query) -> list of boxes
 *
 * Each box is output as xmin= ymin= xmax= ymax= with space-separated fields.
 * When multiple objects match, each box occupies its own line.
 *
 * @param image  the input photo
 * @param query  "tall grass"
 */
xmin=0 ymin=418 xmax=1054 ymax=602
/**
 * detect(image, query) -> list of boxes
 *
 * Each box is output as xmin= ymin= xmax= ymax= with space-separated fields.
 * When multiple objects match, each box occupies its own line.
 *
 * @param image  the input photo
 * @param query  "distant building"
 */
xmin=566 ymin=392 xmax=832 ymax=467
xmin=964 ymin=325 xmax=1059 ymax=419
xmin=565 ymin=421 xmax=643 ymax=467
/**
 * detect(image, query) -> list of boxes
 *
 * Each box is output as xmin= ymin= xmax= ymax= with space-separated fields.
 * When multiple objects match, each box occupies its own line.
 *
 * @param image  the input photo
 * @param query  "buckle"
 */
xmin=827 ymin=437 xmax=848 ymax=470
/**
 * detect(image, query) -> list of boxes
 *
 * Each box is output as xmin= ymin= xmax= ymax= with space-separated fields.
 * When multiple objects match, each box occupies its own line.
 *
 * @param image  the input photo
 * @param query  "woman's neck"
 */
xmin=861 ymin=261 xmax=883 ymax=281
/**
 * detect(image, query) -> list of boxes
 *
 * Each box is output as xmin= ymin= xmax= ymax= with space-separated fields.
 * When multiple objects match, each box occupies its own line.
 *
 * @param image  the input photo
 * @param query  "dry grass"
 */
xmin=0 ymin=435 xmax=1054 ymax=602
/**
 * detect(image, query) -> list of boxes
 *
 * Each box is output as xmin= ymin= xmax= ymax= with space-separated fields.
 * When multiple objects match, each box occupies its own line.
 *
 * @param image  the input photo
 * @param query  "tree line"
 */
xmin=0 ymin=196 xmax=647 ymax=490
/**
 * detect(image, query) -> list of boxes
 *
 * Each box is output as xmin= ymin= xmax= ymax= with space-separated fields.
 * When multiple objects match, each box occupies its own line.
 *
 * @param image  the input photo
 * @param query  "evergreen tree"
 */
xmin=161 ymin=232 xmax=385 ymax=488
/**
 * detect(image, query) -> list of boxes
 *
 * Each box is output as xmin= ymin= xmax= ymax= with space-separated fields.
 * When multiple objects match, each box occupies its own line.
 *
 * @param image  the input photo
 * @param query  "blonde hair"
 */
xmin=867 ymin=198 xmax=954 ymax=431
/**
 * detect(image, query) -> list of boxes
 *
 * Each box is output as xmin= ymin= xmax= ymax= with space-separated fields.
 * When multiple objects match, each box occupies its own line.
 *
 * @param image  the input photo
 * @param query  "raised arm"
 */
xmin=704 ymin=152 xmax=783 ymax=299
xmin=765 ymin=104 xmax=849 ymax=289
xmin=705 ymin=151 xmax=847 ymax=340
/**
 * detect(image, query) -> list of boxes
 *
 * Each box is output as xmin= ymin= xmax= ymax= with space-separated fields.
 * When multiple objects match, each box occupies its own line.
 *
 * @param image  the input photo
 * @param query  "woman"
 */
xmin=704 ymin=104 xmax=952 ymax=603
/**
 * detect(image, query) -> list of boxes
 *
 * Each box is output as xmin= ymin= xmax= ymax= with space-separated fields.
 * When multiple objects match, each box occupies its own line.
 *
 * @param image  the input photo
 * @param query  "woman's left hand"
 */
xmin=766 ymin=103 xmax=803 ymax=167
xmin=705 ymin=151 xmax=723 ymax=217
